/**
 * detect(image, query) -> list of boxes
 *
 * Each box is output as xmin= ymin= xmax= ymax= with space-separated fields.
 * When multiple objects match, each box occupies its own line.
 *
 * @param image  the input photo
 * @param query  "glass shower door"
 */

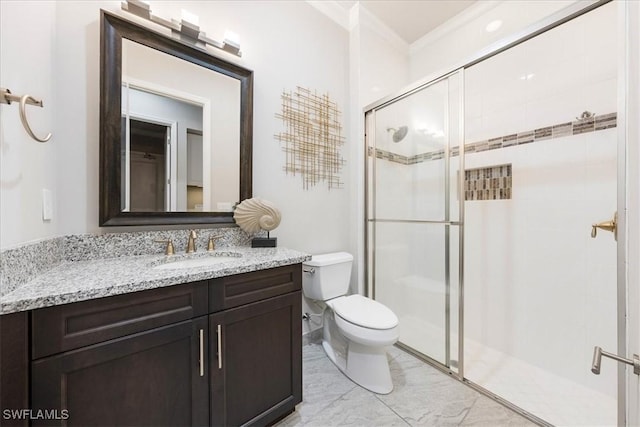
xmin=366 ymin=71 xmax=463 ymax=368
xmin=462 ymin=3 xmax=619 ymax=425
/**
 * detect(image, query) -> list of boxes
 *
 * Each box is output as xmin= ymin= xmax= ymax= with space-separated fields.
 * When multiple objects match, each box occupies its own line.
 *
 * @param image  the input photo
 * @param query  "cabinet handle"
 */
xmin=199 ymin=329 xmax=204 ymax=377
xmin=217 ymin=324 xmax=223 ymax=369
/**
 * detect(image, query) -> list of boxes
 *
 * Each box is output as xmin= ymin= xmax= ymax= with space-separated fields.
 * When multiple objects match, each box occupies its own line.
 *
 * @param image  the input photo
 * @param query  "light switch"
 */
xmin=42 ymin=189 xmax=53 ymax=221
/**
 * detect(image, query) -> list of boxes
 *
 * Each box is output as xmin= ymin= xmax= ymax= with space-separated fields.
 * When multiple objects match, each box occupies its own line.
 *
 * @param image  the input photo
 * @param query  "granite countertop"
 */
xmin=0 ymin=247 xmax=311 ymax=315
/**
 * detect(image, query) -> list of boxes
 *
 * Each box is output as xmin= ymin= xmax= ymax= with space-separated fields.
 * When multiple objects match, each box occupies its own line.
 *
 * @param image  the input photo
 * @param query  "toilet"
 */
xmin=302 ymin=252 xmax=399 ymax=394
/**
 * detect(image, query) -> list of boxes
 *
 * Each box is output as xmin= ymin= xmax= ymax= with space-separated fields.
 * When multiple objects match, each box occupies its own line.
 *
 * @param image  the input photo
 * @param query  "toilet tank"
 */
xmin=302 ymin=252 xmax=353 ymax=301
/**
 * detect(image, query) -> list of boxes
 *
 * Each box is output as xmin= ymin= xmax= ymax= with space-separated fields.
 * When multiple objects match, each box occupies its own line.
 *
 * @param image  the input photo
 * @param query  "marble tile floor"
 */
xmin=277 ymin=344 xmax=538 ymax=427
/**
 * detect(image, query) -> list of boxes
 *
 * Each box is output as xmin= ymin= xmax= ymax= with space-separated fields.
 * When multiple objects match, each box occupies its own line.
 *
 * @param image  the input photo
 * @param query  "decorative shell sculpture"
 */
xmin=233 ymin=198 xmax=282 ymax=234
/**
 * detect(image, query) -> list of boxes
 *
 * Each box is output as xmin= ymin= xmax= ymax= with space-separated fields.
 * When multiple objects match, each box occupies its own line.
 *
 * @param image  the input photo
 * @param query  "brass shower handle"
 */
xmin=591 ymin=212 xmax=617 ymax=240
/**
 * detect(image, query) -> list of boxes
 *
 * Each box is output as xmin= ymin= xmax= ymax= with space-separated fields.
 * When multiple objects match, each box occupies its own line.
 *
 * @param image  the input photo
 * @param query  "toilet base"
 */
xmin=347 ymin=341 xmax=394 ymax=394
xmin=322 ymin=339 xmax=394 ymax=395
xmin=320 ymin=306 xmax=395 ymax=395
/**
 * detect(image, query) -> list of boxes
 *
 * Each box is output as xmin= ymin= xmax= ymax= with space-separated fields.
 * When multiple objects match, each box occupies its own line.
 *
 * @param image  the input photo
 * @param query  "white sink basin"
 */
xmin=153 ymin=254 xmax=240 ymax=270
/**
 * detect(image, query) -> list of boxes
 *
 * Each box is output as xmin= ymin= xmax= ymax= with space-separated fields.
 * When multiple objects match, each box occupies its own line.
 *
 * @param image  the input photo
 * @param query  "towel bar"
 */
xmin=1 ymin=87 xmax=52 ymax=143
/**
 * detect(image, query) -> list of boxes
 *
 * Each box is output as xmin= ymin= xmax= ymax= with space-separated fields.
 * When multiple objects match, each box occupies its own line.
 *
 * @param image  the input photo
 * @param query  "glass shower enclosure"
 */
xmin=366 ymin=71 xmax=464 ymax=371
xmin=364 ymin=3 xmax=620 ymax=425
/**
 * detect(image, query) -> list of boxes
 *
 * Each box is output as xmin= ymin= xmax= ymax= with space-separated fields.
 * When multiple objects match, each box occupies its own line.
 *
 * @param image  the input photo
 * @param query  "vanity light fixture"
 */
xmin=222 ymin=30 xmax=241 ymax=56
xmin=121 ymin=0 xmax=242 ymax=57
xmin=181 ymin=9 xmax=199 ymax=27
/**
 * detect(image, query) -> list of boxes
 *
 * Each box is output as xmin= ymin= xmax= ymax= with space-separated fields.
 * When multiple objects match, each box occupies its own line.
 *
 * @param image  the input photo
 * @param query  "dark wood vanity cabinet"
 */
xmin=2 ymin=264 xmax=302 ymax=427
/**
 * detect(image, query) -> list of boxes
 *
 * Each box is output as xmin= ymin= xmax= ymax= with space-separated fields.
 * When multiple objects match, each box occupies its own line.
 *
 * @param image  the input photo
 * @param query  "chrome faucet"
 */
xmin=186 ymin=230 xmax=197 ymax=253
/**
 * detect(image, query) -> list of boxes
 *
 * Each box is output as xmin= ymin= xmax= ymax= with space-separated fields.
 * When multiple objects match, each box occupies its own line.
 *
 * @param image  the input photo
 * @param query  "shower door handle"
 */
xmin=591 ymin=346 xmax=640 ymax=375
xmin=591 ymin=212 xmax=617 ymax=240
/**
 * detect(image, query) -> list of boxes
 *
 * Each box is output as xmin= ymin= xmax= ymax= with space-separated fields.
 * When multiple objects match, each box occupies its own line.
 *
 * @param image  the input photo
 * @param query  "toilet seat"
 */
xmin=327 ymin=295 xmax=398 ymax=330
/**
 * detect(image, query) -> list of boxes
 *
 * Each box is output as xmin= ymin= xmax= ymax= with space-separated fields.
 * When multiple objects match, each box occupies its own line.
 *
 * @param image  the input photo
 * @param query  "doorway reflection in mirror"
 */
xmin=121 ymin=38 xmax=240 ymax=214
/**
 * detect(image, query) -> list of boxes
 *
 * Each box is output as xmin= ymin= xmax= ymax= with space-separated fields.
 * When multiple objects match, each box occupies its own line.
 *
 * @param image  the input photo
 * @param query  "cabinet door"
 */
xmin=210 ymin=292 xmax=302 ymax=426
xmin=32 ymin=318 xmax=208 ymax=427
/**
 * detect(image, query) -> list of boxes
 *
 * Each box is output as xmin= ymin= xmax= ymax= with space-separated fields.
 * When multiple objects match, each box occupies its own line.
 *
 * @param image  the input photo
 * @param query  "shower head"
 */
xmin=387 ymin=126 xmax=408 ymax=143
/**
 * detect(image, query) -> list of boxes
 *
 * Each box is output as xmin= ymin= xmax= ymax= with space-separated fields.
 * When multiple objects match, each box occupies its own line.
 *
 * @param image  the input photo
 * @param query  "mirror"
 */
xmin=100 ymin=11 xmax=253 ymax=226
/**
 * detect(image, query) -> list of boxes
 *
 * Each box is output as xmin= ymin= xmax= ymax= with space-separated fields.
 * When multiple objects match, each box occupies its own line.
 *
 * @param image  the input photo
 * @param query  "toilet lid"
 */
xmin=328 ymin=295 xmax=398 ymax=330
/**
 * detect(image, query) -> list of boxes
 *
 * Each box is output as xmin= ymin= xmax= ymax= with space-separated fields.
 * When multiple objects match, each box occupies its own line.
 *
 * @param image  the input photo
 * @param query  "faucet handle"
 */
xmin=207 ymin=235 xmax=224 ymax=251
xmin=186 ymin=230 xmax=198 ymax=253
xmin=154 ymin=239 xmax=175 ymax=256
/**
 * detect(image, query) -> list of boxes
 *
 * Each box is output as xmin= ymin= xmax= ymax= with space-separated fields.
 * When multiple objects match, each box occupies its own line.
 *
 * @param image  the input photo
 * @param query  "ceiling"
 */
xmin=337 ymin=0 xmax=477 ymax=44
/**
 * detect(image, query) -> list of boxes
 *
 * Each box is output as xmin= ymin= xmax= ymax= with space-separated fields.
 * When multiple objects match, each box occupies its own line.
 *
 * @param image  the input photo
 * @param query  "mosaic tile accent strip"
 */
xmin=465 ymin=164 xmax=512 ymax=201
xmin=370 ymin=112 xmax=616 ymax=165
xmin=370 ymin=147 xmax=451 ymax=166
xmin=595 ymin=112 xmax=617 ymax=130
xmin=370 ymin=147 xmax=409 ymax=165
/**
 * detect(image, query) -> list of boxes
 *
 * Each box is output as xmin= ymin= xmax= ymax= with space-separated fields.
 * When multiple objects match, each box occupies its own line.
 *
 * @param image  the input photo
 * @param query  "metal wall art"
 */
xmin=275 ymin=87 xmax=345 ymax=190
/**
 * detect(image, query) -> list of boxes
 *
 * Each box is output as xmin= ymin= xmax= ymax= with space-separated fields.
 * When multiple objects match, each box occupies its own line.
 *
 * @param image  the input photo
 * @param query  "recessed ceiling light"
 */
xmin=485 ymin=20 xmax=502 ymax=33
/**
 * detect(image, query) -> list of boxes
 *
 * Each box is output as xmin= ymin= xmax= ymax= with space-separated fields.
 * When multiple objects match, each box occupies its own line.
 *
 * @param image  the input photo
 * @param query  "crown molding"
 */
xmin=306 ymin=1 xmax=351 ymax=31
xmin=358 ymin=4 xmax=409 ymax=54
xmin=410 ymin=0 xmax=501 ymax=54
xmin=306 ymin=1 xmax=409 ymax=54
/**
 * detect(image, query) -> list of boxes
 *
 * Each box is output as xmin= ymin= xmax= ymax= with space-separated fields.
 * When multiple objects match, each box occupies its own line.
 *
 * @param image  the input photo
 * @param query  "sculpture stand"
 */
xmin=251 ymin=232 xmax=277 ymax=248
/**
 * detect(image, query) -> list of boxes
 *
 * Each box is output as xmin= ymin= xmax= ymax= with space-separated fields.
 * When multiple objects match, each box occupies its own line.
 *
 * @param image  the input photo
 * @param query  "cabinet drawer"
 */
xmin=209 ymin=264 xmax=301 ymax=312
xmin=32 ymin=282 xmax=208 ymax=359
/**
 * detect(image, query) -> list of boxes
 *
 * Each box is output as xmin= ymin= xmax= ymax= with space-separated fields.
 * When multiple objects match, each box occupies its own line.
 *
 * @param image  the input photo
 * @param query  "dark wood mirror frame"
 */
xmin=99 ymin=10 xmax=253 ymax=226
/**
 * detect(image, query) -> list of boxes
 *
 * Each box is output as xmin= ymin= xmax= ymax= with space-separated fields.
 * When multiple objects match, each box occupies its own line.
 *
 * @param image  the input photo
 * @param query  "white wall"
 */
xmin=1 ymin=1 xmax=351 ymax=258
xmin=0 ymin=1 xmax=58 ymax=249
xmin=347 ymin=3 xmax=411 ymax=298
xmin=356 ymin=6 xmax=410 ymax=108
xmin=1 ymin=1 xmax=351 ymax=339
